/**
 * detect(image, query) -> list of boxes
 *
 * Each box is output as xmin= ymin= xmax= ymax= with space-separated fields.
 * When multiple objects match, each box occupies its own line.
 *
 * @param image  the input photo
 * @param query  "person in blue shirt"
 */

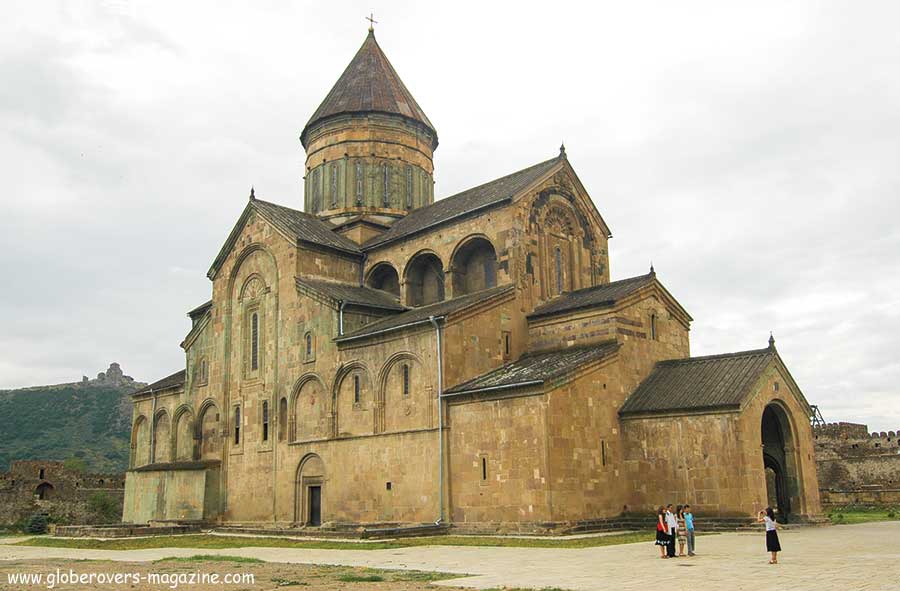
xmin=684 ymin=504 xmax=696 ymax=556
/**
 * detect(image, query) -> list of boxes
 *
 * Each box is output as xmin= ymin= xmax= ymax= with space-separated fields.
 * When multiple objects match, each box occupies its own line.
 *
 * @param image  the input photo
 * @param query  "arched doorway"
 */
xmin=295 ymin=454 xmax=325 ymax=526
xmin=761 ymin=403 xmax=800 ymax=523
xmin=35 ymin=482 xmax=54 ymax=500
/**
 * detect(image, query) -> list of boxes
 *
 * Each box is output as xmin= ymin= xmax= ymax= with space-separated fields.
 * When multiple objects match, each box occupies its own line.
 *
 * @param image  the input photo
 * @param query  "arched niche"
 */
xmin=450 ymin=236 xmax=498 ymax=296
xmin=365 ymin=262 xmax=401 ymax=298
xmin=292 ymin=374 xmax=329 ymax=442
xmin=131 ymin=415 xmax=150 ymax=468
xmin=334 ymin=364 xmax=373 ymax=437
xmin=404 ymin=252 xmax=445 ymax=307
xmin=378 ymin=353 xmax=430 ymax=433
xmin=173 ymin=407 xmax=194 ymax=461
xmin=197 ymin=401 xmax=221 ymax=460
xmin=152 ymin=410 xmax=171 ymax=463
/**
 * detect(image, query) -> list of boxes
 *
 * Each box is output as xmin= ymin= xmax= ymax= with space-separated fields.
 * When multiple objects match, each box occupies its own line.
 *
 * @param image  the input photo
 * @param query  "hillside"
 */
xmin=0 ymin=363 xmax=145 ymax=473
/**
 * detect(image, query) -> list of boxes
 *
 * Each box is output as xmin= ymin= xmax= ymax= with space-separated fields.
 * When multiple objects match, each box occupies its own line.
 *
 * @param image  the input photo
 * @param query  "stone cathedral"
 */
xmin=123 ymin=29 xmax=821 ymax=530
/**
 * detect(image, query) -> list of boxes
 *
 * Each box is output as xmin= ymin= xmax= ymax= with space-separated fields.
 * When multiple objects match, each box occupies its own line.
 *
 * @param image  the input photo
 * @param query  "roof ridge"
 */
xmin=658 ymin=347 xmax=773 ymax=366
xmin=337 ymin=284 xmax=514 ymax=341
xmin=362 ymin=155 xmax=560 ymax=249
xmin=434 ymin=156 xmax=559 ymax=203
xmin=564 ymin=272 xmax=654 ymax=296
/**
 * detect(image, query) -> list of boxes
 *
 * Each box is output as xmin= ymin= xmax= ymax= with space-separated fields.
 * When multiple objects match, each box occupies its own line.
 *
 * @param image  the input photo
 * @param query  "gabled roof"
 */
xmin=445 ymin=341 xmax=621 ymax=397
xmin=295 ymin=277 xmax=405 ymax=311
xmin=528 ymin=271 xmax=692 ymax=323
xmin=187 ymin=300 xmax=212 ymax=321
xmin=301 ymin=31 xmax=436 ymax=147
xmin=619 ymin=347 xmax=777 ymax=416
xmin=335 ymin=284 xmax=514 ymax=343
xmin=252 ymin=198 xmax=362 ymax=254
xmin=134 ymin=369 xmax=186 ymax=396
xmin=529 ymin=273 xmax=656 ymax=319
xmin=208 ymin=197 xmax=362 ymax=279
xmin=363 ymin=156 xmax=562 ymax=250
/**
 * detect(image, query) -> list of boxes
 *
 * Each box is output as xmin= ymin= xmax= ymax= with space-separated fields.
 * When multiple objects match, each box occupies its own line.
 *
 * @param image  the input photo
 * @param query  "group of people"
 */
xmin=654 ymin=504 xmax=783 ymax=564
xmin=655 ymin=504 xmax=695 ymax=558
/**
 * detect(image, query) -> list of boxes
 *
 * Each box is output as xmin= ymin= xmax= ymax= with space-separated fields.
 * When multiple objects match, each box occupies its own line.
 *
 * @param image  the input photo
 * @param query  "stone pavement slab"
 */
xmin=1 ymin=522 xmax=897 ymax=590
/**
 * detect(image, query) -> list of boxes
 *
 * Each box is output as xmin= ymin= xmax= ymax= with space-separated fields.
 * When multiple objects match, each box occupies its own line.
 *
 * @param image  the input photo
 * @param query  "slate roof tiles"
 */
xmin=619 ymin=347 xmax=777 ymax=416
xmin=444 ymin=341 xmax=621 ymax=396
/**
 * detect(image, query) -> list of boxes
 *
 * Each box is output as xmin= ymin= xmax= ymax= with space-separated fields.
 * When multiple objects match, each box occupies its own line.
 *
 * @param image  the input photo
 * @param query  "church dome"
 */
xmin=300 ymin=30 xmax=438 ymax=229
xmin=301 ymin=30 xmax=437 ymax=149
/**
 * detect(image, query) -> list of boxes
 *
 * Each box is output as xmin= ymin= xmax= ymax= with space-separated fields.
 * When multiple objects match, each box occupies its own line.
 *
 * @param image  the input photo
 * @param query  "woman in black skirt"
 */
xmin=757 ymin=507 xmax=781 ymax=564
xmin=655 ymin=506 xmax=669 ymax=558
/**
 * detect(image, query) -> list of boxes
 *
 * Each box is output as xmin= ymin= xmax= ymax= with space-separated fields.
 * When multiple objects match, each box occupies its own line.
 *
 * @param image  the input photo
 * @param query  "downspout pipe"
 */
xmin=428 ymin=315 xmax=445 ymax=525
xmin=338 ymin=301 xmax=346 ymax=336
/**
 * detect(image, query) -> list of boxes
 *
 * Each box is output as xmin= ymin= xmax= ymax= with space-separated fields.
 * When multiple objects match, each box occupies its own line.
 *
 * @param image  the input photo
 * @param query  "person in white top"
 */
xmin=664 ymin=504 xmax=678 ymax=558
xmin=757 ymin=507 xmax=782 ymax=564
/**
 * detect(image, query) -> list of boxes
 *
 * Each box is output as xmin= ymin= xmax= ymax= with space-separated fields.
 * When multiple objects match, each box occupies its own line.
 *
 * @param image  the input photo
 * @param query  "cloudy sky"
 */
xmin=2 ymin=1 xmax=898 ymax=431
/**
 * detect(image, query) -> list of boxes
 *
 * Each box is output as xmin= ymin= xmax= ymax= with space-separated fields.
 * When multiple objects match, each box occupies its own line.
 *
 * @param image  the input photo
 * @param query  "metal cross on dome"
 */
xmin=366 ymin=12 xmax=378 ymax=32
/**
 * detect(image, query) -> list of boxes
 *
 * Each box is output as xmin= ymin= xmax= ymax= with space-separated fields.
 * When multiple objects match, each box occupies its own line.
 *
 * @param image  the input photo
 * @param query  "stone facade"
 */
xmin=123 ymin=29 xmax=821 ymax=529
xmin=0 ymin=461 xmax=124 ymax=527
xmin=814 ymin=422 xmax=900 ymax=507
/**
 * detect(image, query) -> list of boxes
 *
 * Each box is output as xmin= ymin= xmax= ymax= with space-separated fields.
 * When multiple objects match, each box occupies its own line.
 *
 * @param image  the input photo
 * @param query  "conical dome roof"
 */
xmin=301 ymin=31 xmax=436 ymax=147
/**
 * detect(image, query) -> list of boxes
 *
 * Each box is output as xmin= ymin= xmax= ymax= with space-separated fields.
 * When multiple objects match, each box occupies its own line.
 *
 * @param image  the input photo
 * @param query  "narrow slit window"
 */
xmin=650 ymin=314 xmax=658 ymax=341
xmin=305 ymin=332 xmax=313 ymax=360
xmin=354 ymin=375 xmax=361 ymax=404
xmin=601 ymin=439 xmax=607 ymax=466
xmin=330 ymin=164 xmax=338 ymax=207
xmin=311 ymin=168 xmax=320 ymax=210
xmin=503 ymin=331 xmax=511 ymax=360
xmin=356 ymin=161 xmax=363 ymax=204
xmin=481 ymin=457 xmax=488 ymax=481
xmin=234 ymin=406 xmax=241 ymax=445
xmin=555 ymin=247 xmax=563 ymax=294
xmin=383 ymin=164 xmax=390 ymax=206
xmin=402 ymin=364 xmax=410 ymax=397
xmin=262 ymin=401 xmax=269 ymax=442
xmin=278 ymin=397 xmax=287 ymax=441
xmin=405 ymin=165 xmax=413 ymax=208
xmin=250 ymin=312 xmax=259 ymax=371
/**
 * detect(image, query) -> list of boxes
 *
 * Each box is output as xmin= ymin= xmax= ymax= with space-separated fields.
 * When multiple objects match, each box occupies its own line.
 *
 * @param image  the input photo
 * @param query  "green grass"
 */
xmin=155 ymin=554 xmax=264 ymax=564
xmin=337 ymin=573 xmax=385 ymax=582
xmin=827 ymin=505 xmax=898 ymax=525
xmin=17 ymin=531 xmax=654 ymax=551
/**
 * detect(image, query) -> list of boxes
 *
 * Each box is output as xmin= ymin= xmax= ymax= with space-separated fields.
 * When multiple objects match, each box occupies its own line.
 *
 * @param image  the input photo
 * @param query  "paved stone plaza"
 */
xmin=1 ymin=522 xmax=896 ymax=590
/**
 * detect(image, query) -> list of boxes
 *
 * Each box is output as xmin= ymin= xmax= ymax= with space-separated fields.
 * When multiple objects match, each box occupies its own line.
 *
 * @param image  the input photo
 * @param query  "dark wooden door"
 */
xmin=308 ymin=486 xmax=321 ymax=526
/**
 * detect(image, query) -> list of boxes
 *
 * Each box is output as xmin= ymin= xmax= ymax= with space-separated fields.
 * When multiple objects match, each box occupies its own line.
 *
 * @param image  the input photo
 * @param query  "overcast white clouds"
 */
xmin=2 ymin=1 xmax=898 ymax=430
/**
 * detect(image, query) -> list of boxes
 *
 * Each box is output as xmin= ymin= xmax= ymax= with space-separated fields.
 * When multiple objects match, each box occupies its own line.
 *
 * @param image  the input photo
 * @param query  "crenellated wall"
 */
xmin=813 ymin=421 xmax=900 ymax=507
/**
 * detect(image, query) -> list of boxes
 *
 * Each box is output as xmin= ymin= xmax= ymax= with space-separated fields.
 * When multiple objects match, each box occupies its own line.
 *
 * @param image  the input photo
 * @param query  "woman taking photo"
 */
xmin=757 ymin=507 xmax=782 ymax=564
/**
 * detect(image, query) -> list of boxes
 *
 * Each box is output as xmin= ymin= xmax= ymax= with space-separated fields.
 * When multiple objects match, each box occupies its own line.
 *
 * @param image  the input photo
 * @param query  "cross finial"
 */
xmin=249 ymin=186 xmax=255 ymax=201
xmin=559 ymin=141 xmax=566 ymax=158
xmin=650 ymin=261 xmax=655 ymax=275
xmin=768 ymin=332 xmax=775 ymax=349
xmin=366 ymin=12 xmax=378 ymax=32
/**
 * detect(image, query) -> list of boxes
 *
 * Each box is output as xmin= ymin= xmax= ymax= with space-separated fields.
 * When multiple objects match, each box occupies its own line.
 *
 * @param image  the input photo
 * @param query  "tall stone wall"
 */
xmin=814 ymin=422 xmax=900 ymax=507
xmin=0 ymin=460 xmax=124 ymax=527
